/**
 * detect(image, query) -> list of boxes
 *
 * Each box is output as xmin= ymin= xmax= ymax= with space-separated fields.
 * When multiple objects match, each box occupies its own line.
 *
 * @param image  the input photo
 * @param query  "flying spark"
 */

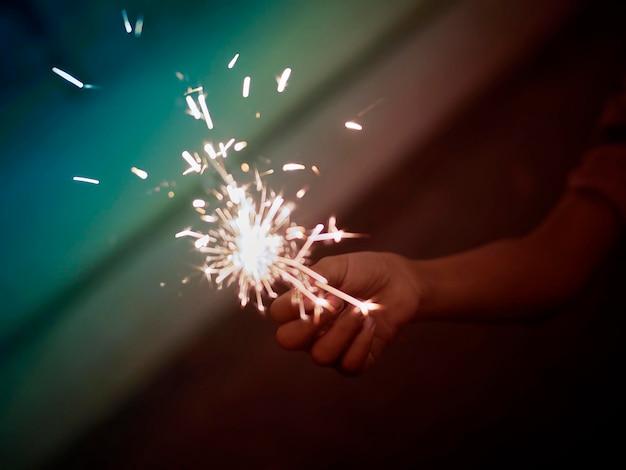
xmin=131 ymin=167 xmax=148 ymax=179
xmin=345 ymin=121 xmax=363 ymax=131
xmin=228 ymin=53 xmax=240 ymax=69
xmin=277 ymin=68 xmax=291 ymax=93
xmin=121 ymin=9 xmax=132 ymax=33
xmin=52 ymin=67 xmax=84 ymax=88
xmin=282 ymin=163 xmax=306 ymax=172
xmin=73 ymin=176 xmax=100 ymax=185
xmin=242 ymin=76 xmax=251 ymax=98
xmin=134 ymin=15 xmax=144 ymax=37
xmin=198 ymin=93 xmax=214 ymax=130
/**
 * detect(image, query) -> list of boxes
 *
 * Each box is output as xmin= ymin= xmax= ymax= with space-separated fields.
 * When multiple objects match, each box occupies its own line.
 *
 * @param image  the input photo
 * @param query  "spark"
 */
xmin=234 ymin=141 xmax=248 ymax=151
xmin=192 ymin=199 xmax=206 ymax=208
xmin=311 ymin=165 xmax=321 ymax=176
xmin=345 ymin=121 xmax=363 ymax=131
xmin=131 ymin=166 xmax=148 ymax=179
xmin=242 ymin=76 xmax=251 ymax=98
xmin=228 ymin=53 xmax=240 ymax=69
xmin=296 ymin=186 xmax=308 ymax=199
xmin=73 ymin=176 xmax=99 ymax=185
xmin=121 ymin=9 xmax=132 ymax=33
xmin=186 ymin=95 xmax=202 ymax=120
xmin=277 ymin=68 xmax=291 ymax=93
xmin=181 ymin=150 xmax=202 ymax=175
xmin=134 ymin=15 xmax=144 ymax=37
xmin=282 ymin=163 xmax=306 ymax=172
xmin=198 ymin=93 xmax=214 ymax=130
xmin=52 ymin=67 xmax=84 ymax=88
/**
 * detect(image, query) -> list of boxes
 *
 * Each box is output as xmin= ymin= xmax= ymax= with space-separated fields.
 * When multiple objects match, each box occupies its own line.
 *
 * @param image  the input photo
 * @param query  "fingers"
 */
xmin=310 ymin=310 xmax=365 ymax=366
xmin=269 ymin=292 xmax=299 ymax=324
xmin=339 ymin=315 xmax=376 ymax=374
xmin=275 ymin=320 xmax=318 ymax=351
xmin=274 ymin=300 xmax=342 ymax=350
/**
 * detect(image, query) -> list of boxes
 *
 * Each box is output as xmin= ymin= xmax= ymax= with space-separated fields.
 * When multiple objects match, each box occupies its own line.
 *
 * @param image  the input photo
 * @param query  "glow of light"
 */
xmin=277 ymin=68 xmax=292 ymax=93
xmin=134 ymin=15 xmax=144 ymax=37
xmin=131 ymin=167 xmax=148 ymax=179
xmin=192 ymin=199 xmax=206 ymax=208
xmin=255 ymin=112 xmax=261 ymax=118
xmin=242 ymin=76 xmax=251 ymax=98
xmin=282 ymin=163 xmax=306 ymax=172
xmin=121 ymin=10 xmax=132 ymax=33
xmin=234 ymin=141 xmax=247 ymax=151
xmin=228 ymin=53 xmax=240 ymax=69
xmin=186 ymin=95 xmax=202 ymax=120
xmin=176 ymin=71 xmax=186 ymax=81
xmin=73 ymin=176 xmax=99 ymax=185
xmin=168 ymin=191 xmax=175 ymax=198
xmin=311 ymin=165 xmax=320 ymax=176
xmin=198 ymin=93 xmax=214 ymax=129
xmin=241 ymin=162 xmax=250 ymax=172
xmin=52 ymin=67 xmax=84 ymax=88
xmin=344 ymin=121 xmax=363 ymax=131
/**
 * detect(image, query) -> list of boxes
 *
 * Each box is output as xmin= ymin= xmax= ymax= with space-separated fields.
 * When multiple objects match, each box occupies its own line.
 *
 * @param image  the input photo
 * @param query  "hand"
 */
xmin=269 ymin=251 xmax=420 ymax=375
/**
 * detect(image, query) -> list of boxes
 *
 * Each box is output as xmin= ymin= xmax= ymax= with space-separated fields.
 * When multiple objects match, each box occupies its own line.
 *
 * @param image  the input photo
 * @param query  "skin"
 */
xmin=269 ymin=180 xmax=623 ymax=376
xmin=270 ymin=81 xmax=626 ymax=375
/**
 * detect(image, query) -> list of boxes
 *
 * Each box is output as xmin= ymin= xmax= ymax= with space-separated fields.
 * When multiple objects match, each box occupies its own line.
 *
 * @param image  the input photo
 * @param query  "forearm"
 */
xmin=412 ymin=189 xmax=622 ymax=321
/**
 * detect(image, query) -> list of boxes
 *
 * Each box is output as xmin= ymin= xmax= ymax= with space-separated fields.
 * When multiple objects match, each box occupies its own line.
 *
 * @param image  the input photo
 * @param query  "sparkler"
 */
xmin=177 ymin=137 xmax=377 ymax=322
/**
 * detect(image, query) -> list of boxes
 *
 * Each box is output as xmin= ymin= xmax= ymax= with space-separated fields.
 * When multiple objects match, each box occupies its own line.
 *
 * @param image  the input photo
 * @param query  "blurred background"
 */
xmin=1 ymin=0 xmax=625 ymax=468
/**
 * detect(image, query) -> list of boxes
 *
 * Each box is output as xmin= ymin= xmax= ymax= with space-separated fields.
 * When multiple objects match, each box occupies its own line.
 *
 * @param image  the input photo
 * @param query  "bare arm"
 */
xmin=414 ymin=188 xmax=622 ymax=321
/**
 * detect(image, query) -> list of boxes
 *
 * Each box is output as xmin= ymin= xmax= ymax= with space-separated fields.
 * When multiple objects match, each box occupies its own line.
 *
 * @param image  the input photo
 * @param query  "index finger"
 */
xmin=269 ymin=292 xmax=299 ymax=324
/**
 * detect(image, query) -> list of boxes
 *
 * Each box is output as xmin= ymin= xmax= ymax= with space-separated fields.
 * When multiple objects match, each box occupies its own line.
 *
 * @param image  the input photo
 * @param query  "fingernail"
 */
xmin=363 ymin=315 xmax=375 ymax=330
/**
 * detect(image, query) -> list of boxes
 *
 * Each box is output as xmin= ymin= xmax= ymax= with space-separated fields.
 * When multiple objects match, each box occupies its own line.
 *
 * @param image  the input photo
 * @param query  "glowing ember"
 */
xmin=121 ymin=9 xmax=132 ymax=33
xmin=282 ymin=163 xmax=306 ymax=172
xmin=277 ymin=68 xmax=292 ymax=93
xmin=198 ymin=93 xmax=214 ymax=130
xmin=242 ymin=76 xmax=251 ymax=98
xmin=52 ymin=67 xmax=84 ymax=89
xmin=186 ymin=95 xmax=202 ymax=119
xmin=134 ymin=15 xmax=144 ymax=37
xmin=234 ymin=141 xmax=247 ymax=151
xmin=131 ymin=167 xmax=148 ymax=179
xmin=345 ymin=121 xmax=363 ymax=131
xmin=228 ymin=53 xmax=240 ymax=69
xmin=73 ymin=176 xmax=99 ymax=185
